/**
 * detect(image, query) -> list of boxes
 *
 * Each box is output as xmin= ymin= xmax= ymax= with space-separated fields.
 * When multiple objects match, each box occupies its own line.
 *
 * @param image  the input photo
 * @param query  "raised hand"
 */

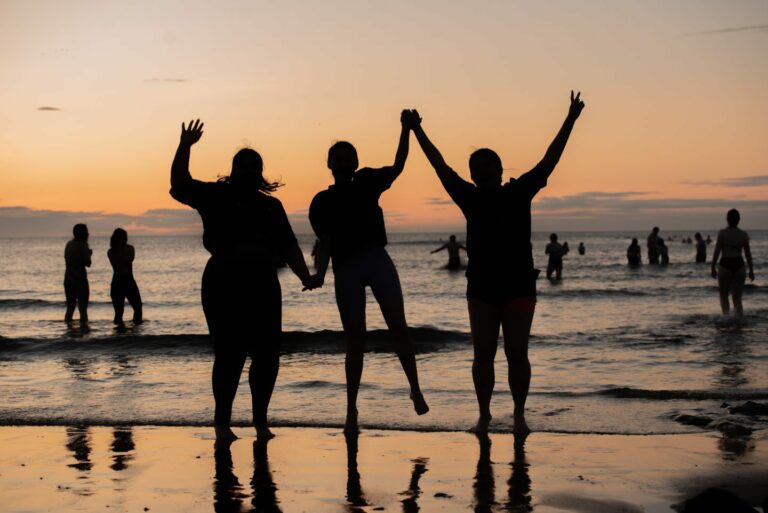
xmin=401 ymin=109 xmax=422 ymax=130
xmin=180 ymin=119 xmax=204 ymax=146
xmin=569 ymin=91 xmax=585 ymax=119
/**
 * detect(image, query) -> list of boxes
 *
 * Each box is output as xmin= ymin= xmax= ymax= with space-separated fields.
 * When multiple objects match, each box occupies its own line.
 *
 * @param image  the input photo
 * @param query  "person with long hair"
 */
xmin=405 ymin=91 xmax=585 ymax=434
xmin=64 ymin=223 xmax=92 ymax=324
xmin=107 ymin=228 xmax=143 ymax=325
xmin=309 ymin=112 xmax=429 ymax=433
xmin=170 ymin=119 xmax=318 ymax=442
xmin=711 ymin=209 xmax=755 ymax=317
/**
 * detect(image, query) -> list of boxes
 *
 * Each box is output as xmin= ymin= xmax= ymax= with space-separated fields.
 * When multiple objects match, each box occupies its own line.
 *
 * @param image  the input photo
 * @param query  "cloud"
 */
xmin=685 ymin=25 xmax=768 ymax=36
xmin=684 ymin=175 xmax=768 ymax=187
xmin=425 ymin=197 xmax=454 ymax=206
xmin=37 ymin=106 xmax=61 ymax=111
xmin=144 ymin=78 xmax=187 ymax=83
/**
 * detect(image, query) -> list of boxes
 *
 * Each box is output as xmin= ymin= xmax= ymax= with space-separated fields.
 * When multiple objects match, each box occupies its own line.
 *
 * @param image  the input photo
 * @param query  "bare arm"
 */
xmin=312 ymin=236 xmax=332 ymax=287
xmin=283 ymin=241 xmax=320 ymax=290
xmin=711 ymin=241 xmax=722 ymax=278
xmin=431 ymin=244 xmax=448 ymax=254
xmin=528 ymin=91 xmax=585 ymax=181
xmin=745 ymin=239 xmax=755 ymax=281
xmin=171 ymin=119 xmax=204 ymax=189
xmin=390 ymin=112 xmax=411 ymax=180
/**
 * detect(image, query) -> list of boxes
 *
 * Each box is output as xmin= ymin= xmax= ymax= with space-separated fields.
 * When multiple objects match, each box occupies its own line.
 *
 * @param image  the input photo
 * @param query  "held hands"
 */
xmin=711 ymin=267 xmax=718 ymax=279
xmin=302 ymin=274 xmax=324 ymax=291
xmin=180 ymin=119 xmax=204 ymax=146
xmin=569 ymin=91 xmax=585 ymax=119
xmin=401 ymin=109 xmax=422 ymax=130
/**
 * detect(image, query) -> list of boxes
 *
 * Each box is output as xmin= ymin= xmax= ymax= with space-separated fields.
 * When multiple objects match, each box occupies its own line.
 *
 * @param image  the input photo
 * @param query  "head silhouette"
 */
xmin=652 ymin=226 xmax=659 ymax=234
xmin=469 ymin=149 xmax=503 ymax=188
xmin=449 ymin=235 xmax=456 ymax=242
xmin=222 ymin=148 xmax=281 ymax=193
xmin=110 ymin=228 xmax=127 ymax=250
xmin=327 ymin=141 xmax=359 ymax=183
xmin=549 ymin=233 xmax=558 ymax=243
xmin=727 ymin=208 xmax=740 ymax=227
xmin=694 ymin=232 xmax=702 ymax=241
xmin=73 ymin=224 xmax=89 ymax=242
xmin=631 ymin=238 xmax=638 ymax=246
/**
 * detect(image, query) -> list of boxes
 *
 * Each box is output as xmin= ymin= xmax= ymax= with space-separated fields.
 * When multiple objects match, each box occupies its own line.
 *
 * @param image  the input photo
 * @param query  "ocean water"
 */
xmin=1 ymin=231 xmax=766 ymax=436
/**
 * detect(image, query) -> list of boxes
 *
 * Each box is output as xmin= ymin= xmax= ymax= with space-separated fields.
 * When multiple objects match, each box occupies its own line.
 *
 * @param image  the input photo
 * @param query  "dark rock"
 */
xmin=673 ymin=487 xmax=757 ymax=513
xmin=714 ymin=421 xmax=753 ymax=437
xmin=674 ymin=414 xmax=713 ymax=428
xmin=729 ymin=401 xmax=768 ymax=417
xmin=434 ymin=492 xmax=454 ymax=499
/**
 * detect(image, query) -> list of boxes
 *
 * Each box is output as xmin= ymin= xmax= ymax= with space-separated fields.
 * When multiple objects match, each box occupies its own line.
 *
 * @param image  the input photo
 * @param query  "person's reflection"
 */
xmin=473 ymin=433 xmax=496 ymax=513
xmin=110 ymin=427 xmax=135 ymax=471
xmin=400 ymin=457 xmax=428 ymax=513
xmin=344 ymin=431 xmax=370 ymax=512
xmin=65 ymin=425 xmax=92 ymax=472
xmin=712 ymin=323 xmax=750 ymax=388
xmin=504 ymin=432 xmax=532 ymax=512
xmin=213 ymin=440 xmax=245 ymax=513
xmin=251 ymin=439 xmax=283 ymax=513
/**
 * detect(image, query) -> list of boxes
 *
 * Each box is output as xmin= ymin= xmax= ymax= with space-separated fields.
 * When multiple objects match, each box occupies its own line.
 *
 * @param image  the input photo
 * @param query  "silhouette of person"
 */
xmin=431 ymin=235 xmax=467 ymax=270
xmin=627 ymin=238 xmax=642 ymax=266
xmin=658 ymin=237 xmax=669 ymax=265
xmin=309 ymin=112 xmax=429 ymax=433
xmin=545 ymin=233 xmax=565 ymax=281
xmin=706 ymin=234 xmax=712 ymax=245
xmin=406 ymin=91 xmax=585 ymax=434
xmin=169 ymin=119 xmax=319 ymax=442
xmin=64 ymin=224 xmax=92 ymax=324
xmin=711 ymin=209 xmax=755 ymax=316
xmin=694 ymin=232 xmax=707 ymax=263
xmin=577 ymin=242 xmax=585 ymax=255
xmin=108 ymin=228 xmax=143 ymax=325
xmin=647 ymin=226 xmax=660 ymax=264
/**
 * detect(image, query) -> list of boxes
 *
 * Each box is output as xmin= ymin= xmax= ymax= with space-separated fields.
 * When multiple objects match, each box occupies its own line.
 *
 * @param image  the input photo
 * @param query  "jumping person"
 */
xmin=431 ymin=235 xmax=467 ymax=270
xmin=107 ymin=228 xmax=143 ymax=325
xmin=64 ymin=223 xmax=92 ymax=324
xmin=405 ymin=91 xmax=585 ymax=434
xmin=309 ymin=111 xmax=429 ymax=433
xmin=711 ymin=209 xmax=755 ymax=317
xmin=170 ymin=119 xmax=318 ymax=442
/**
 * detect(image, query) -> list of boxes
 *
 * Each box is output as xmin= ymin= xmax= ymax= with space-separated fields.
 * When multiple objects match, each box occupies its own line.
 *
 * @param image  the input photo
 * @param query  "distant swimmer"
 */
xmin=694 ymin=232 xmax=706 ymax=263
xmin=64 ymin=223 xmax=92 ymax=324
xmin=711 ymin=209 xmax=755 ymax=317
xmin=627 ymin=238 xmax=641 ymax=266
xmin=431 ymin=235 xmax=467 ymax=269
xmin=545 ymin=233 xmax=566 ymax=281
xmin=108 ymin=228 xmax=143 ymax=325
xmin=647 ymin=226 xmax=660 ymax=264
xmin=658 ymin=238 xmax=669 ymax=265
xmin=706 ymin=235 xmax=712 ymax=245
xmin=578 ymin=242 xmax=585 ymax=255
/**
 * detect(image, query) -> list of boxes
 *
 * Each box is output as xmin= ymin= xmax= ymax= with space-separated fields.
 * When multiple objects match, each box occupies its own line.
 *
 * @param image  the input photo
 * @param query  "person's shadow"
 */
xmin=473 ymin=432 xmax=532 ymax=512
xmin=213 ymin=439 xmax=282 ymax=513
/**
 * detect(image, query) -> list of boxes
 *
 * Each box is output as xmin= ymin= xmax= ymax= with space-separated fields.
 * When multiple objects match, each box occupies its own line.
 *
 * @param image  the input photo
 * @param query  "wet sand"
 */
xmin=0 ymin=426 xmax=765 ymax=512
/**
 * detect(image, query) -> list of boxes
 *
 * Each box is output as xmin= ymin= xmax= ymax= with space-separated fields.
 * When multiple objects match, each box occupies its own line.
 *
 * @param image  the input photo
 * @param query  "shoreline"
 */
xmin=1 ymin=425 xmax=766 ymax=512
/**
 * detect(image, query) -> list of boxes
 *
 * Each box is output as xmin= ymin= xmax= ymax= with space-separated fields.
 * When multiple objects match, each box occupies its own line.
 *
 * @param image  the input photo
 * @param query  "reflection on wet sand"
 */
xmin=66 ymin=425 xmax=92 ymax=473
xmin=110 ymin=427 xmax=135 ymax=471
xmin=344 ymin=432 xmax=370 ymax=512
xmin=473 ymin=433 xmax=532 ymax=512
xmin=213 ymin=439 xmax=282 ymax=513
xmin=400 ymin=457 xmax=428 ymax=513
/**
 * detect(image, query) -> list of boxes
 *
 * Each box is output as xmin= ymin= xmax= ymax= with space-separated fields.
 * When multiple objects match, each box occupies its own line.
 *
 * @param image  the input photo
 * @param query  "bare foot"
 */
xmin=410 ymin=392 xmax=429 ymax=416
xmin=344 ymin=410 xmax=359 ymax=434
xmin=513 ymin=413 xmax=531 ymax=436
xmin=255 ymin=424 xmax=275 ymax=440
xmin=215 ymin=425 xmax=238 ymax=443
xmin=470 ymin=415 xmax=492 ymax=434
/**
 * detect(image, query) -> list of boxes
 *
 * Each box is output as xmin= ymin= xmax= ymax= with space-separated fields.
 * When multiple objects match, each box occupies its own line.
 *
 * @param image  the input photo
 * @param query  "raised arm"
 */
xmin=171 ymin=119 xmax=204 ymax=189
xmin=430 ymin=243 xmax=448 ymax=254
xmin=528 ymin=91 xmax=585 ymax=181
xmin=389 ymin=111 xmax=412 ymax=180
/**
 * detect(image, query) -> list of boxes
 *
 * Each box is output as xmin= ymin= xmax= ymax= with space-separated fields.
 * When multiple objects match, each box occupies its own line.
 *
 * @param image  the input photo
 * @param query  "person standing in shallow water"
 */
xmin=647 ymin=226 xmax=660 ymax=264
xmin=627 ymin=238 xmax=642 ymax=267
xmin=431 ymin=235 xmax=467 ymax=270
xmin=694 ymin=232 xmax=707 ymax=263
xmin=169 ymin=119 xmax=319 ymax=442
xmin=108 ymin=228 xmax=143 ymax=325
xmin=405 ymin=91 xmax=586 ymax=434
xmin=711 ymin=209 xmax=755 ymax=317
xmin=545 ymin=233 xmax=565 ymax=281
xmin=64 ymin=223 xmax=92 ymax=324
xmin=309 ymin=111 xmax=429 ymax=433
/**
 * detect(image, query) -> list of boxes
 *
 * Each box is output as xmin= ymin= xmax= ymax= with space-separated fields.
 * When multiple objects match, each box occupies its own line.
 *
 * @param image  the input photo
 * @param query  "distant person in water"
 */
xmin=64 ymin=224 xmax=92 ymax=324
xmin=406 ymin=91 xmax=586 ymax=434
xmin=658 ymin=238 xmax=669 ymax=265
xmin=545 ymin=233 xmax=566 ymax=281
xmin=578 ymin=242 xmax=585 ymax=255
xmin=711 ymin=209 xmax=755 ymax=317
xmin=647 ymin=226 xmax=660 ymax=264
xmin=694 ymin=232 xmax=707 ymax=263
xmin=706 ymin=234 xmax=712 ymax=245
xmin=309 ymin=112 xmax=429 ymax=433
xmin=431 ymin=235 xmax=467 ymax=270
xmin=169 ymin=119 xmax=318 ymax=442
xmin=627 ymin=238 xmax=642 ymax=266
xmin=107 ymin=228 xmax=143 ymax=325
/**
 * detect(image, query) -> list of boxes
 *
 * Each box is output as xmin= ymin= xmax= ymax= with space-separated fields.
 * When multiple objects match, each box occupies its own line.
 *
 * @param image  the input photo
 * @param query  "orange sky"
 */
xmin=1 ymin=1 xmax=766 ymax=233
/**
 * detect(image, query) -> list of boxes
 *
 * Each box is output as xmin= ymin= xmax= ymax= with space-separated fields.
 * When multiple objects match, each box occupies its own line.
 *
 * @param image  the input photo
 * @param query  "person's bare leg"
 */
xmin=78 ymin=281 xmax=89 ymax=324
xmin=339 ymin=308 xmax=366 ymax=433
xmin=731 ymin=267 xmax=747 ymax=317
xmin=501 ymin=306 xmax=534 ymax=436
xmin=64 ymin=283 xmax=76 ymax=323
xmin=250 ymin=347 xmax=280 ymax=440
xmin=212 ymin=344 xmax=247 ymax=442
xmin=717 ymin=267 xmax=732 ymax=315
xmin=375 ymin=292 xmax=429 ymax=415
xmin=468 ymin=298 xmax=501 ymax=432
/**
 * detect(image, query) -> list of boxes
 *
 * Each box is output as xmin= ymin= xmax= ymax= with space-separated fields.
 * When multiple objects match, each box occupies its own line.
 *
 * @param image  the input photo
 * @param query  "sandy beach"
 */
xmin=1 ymin=426 xmax=765 ymax=512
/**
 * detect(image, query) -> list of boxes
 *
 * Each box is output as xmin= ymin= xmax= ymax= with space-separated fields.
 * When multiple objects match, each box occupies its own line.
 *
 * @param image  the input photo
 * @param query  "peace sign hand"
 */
xmin=569 ymin=91 xmax=585 ymax=119
xmin=180 ymin=119 xmax=204 ymax=146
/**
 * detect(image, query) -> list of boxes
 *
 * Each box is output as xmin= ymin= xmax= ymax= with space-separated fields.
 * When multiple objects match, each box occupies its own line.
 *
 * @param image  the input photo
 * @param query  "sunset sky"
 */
xmin=1 ymin=0 xmax=766 ymax=235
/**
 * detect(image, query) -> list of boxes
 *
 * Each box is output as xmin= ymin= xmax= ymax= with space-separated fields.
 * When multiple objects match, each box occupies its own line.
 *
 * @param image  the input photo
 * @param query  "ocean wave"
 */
xmin=595 ymin=386 xmax=768 ymax=401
